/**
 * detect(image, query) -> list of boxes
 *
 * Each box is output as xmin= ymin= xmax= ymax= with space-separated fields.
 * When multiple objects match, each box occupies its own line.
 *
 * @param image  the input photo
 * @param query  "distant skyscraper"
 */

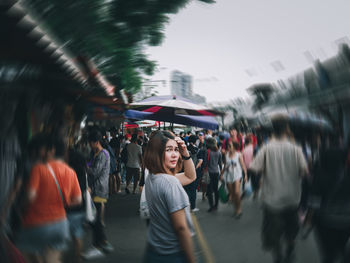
xmin=171 ymin=70 xmax=193 ymax=98
xmin=170 ymin=70 xmax=206 ymax=104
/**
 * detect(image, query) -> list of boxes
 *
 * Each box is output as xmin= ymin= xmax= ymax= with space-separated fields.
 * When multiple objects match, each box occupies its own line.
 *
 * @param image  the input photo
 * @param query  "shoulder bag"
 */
xmin=85 ymin=173 xmax=97 ymax=223
xmin=202 ymin=150 xmax=211 ymax=184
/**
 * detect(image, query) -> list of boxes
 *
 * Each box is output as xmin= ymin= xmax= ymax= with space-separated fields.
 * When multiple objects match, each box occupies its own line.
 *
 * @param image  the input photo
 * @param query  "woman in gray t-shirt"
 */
xmin=143 ymin=131 xmax=196 ymax=263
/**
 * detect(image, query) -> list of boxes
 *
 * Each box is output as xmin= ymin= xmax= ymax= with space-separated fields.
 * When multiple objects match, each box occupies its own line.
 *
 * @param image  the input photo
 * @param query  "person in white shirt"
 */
xmin=250 ymin=115 xmax=308 ymax=263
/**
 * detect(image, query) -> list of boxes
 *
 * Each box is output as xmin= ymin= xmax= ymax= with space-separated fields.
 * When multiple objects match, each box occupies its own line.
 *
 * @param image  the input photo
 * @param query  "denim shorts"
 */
xmin=67 ymin=212 xmax=85 ymax=239
xmin=16 ymin=219 xmax=70 ymax=253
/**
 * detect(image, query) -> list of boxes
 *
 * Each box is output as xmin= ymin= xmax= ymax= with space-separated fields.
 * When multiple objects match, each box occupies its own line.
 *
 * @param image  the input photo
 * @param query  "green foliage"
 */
xmin=23 ymin=0 xmax=215 ymax=95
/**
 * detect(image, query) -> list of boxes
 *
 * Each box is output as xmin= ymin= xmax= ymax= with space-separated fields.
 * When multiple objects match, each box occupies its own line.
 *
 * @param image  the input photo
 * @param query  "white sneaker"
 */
xmin=81 ymin=246 xmax=105 ymax=260
xmin=192 ymin=208 xmax=200 ymax=212
xmin=101 ymin=242 xmax=114 ymax=253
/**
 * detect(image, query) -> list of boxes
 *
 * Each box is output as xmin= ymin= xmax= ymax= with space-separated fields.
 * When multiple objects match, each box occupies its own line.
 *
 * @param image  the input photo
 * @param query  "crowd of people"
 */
xmin=1 ymin=115 xmax=350 ymax=263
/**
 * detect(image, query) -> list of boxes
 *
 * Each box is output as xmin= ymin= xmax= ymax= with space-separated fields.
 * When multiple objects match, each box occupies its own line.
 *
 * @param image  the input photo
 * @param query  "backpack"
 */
xmin=121 ymin=145 xmax=128 ymax=164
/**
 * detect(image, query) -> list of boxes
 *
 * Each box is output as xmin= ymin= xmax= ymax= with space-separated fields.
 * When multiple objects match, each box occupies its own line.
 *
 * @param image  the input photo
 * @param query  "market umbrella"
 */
xmin=129 ymin=95 xmax=223 ymax=116
xmin=124 ymin=110 xmax=219 ymax=130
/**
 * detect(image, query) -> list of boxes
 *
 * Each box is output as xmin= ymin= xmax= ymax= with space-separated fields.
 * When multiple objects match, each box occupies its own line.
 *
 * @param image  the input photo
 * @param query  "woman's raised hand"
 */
xmin=174 ymin=137 xmax=190 ymax=157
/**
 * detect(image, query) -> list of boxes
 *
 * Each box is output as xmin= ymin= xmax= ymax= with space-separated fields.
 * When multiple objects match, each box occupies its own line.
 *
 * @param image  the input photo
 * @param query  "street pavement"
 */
xmin=64 ymin=190 xmax=320 ymax=263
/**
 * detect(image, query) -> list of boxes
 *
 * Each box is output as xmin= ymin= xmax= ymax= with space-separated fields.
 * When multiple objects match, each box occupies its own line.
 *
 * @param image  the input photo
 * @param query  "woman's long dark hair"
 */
xmin=144 ymin=131 xmax=183 ymax=175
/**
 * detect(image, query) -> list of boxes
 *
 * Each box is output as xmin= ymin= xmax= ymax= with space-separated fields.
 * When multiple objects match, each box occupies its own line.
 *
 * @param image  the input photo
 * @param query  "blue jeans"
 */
xmin=143 ymin=245 xmax=187 ymax=263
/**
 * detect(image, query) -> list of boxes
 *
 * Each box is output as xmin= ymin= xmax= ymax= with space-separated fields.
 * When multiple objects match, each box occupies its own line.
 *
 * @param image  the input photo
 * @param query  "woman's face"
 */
xmin=163 ymin=139 xmax=180 ymax=172
xmin=230 ymin=129 xmax=237 ymax=137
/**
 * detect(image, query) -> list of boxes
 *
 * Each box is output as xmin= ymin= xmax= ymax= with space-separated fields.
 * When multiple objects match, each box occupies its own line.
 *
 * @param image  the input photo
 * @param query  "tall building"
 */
xmin=170 ymin=70 xmax=206 ymax=104
xmin=171 ymin=70 xmax=193 ymax=98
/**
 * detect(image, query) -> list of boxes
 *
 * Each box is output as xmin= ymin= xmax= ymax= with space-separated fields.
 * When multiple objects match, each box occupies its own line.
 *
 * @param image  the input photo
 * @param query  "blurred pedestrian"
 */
xmin=67 ymin=149 xmax=88 ymax=263
xmin=221 ymin=140 xmax=247 ymax=218
xmin=242 ymin=136 xmax=255 ymax=198
xmin=120 ymin=134 xmax=131 ymax=184
xmin=125 ymin=134 xmax=143 ymax=194
xmin=308 ymin=136 xmax=350 ymax=263
xmin=206 ymin=137 xmax=223 ymax=213
xmin=83 ymin=130 xmax=113 ymax=259
xmin=222 ymin=128 xmax=243 ymax=154
xmin=109 ymin=128 xmax=122 ymax=193
xmin=196 ymin=132 xmax=207 ymax=200
xmin=0 ymin=134 xmax=25 ymax=263
xmin=103 ymin=138 xmax=118 ymax=196
xmin=139 ymin=136 xmax=149 ymax=194
xmin=250 ymin=115 xmax=308 ymax=263
xmin=16 ymin=135 xmax=82 ymax=263
xmin=184 ymin=135 xmax=200 ymax=212
xmin=143 ymin=131 xmax=196 ymax=263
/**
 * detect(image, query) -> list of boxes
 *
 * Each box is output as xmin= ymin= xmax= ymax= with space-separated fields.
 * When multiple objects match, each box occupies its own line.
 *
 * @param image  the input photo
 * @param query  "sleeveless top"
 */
xmin=225 ymin=152 xmax=242 ymax=181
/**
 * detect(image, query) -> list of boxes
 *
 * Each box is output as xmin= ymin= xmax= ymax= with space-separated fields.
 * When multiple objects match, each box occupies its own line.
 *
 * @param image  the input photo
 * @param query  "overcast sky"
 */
xmin=145 ymin=0 xmax=350 ymax=103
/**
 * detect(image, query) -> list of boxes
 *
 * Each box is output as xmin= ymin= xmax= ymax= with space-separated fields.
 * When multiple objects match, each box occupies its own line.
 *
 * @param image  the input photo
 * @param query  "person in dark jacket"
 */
xmin=308 ymin=137 xmax=350 ymax=263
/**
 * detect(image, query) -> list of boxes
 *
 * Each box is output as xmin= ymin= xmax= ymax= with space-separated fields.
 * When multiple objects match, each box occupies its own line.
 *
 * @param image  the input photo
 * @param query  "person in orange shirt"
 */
xmin=16 ymin=135 xmax=82 ymax=263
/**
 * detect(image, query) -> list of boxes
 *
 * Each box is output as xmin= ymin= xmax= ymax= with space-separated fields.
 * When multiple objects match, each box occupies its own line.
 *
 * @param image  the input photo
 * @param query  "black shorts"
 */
xmin=262 ymin=206 xmax=300 ymax=250
xmin=126 ymin=167 xmax=140 ymax=182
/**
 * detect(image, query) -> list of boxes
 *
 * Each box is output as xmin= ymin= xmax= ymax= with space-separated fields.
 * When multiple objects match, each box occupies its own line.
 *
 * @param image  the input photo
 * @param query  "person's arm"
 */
xmin=239 ymin=154 xmax=248 ymax=182
xmin=170 ymin=209 xmax=195 ymax=263
xmin=249 ymin=146 xmax=266 ymax=173
xmin=218 ymin=152 xmax=223 ymax=171
xmin=27 ymin=165 xmax=41 ymax=203
xmin=138 ymin=146 xmax=143 ymax=168
xmin=220 ymin=154 xmax=226 ymax=181
xmin=196 ymin=159 xmax=203 ymax=170
xmin=28 ymin=189 xmax=37 ymax=203
xmin=175 ymin=137 xmax=196 ymax=186
xmin=65 ymin=168 xmax=82 ymax=207
xmin=70 ymin=195 xmax=82 ymax=207
xmin=196 ymin=149 xmax=204 ymax=169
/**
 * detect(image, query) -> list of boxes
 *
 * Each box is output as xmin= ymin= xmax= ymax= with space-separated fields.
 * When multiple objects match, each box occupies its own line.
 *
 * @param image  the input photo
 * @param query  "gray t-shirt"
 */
xmin=126 ymin=143 xmax=142 ymax=169
xmin=208 ymin=150 xmax=222 ymax=174
xmin=145 ymin=173 xmax=194 ymax=255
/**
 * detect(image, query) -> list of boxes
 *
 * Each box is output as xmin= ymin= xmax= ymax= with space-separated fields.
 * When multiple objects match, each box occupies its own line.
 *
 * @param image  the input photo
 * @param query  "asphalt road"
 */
xmin=63 ymin=190 xmax=320 ymax=263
